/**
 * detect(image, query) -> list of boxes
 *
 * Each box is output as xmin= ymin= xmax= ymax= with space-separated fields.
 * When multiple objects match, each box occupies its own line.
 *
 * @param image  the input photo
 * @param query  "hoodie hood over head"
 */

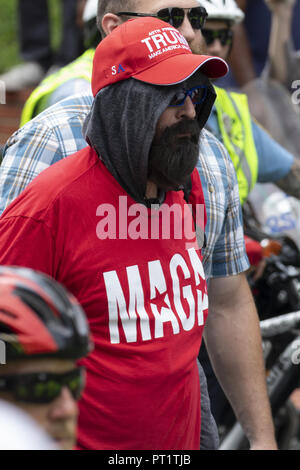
xmin=83 ymin=75 xmax=216 ymax=205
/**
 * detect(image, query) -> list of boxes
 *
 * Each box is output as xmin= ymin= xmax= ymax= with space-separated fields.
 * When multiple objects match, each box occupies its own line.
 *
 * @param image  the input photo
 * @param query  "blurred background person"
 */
xmin=234 ymin=0 xmax=300 ymax=155
xmin=0 ymin=266 xmax=92 ymax=450
xmin=194 ymin=0 xmax=300 ymax=206
xmin=0 ymin=0 xmax=85 ymax=92
xmin=202 ymin=0 xmax=300 ymax=155
xmin=20 ymin=0 xmax=100 ymax=125
xmin=224 ymin=0 xmax=300 ymax=88
xmin=264 ymin=0 xmax=299 ymax=91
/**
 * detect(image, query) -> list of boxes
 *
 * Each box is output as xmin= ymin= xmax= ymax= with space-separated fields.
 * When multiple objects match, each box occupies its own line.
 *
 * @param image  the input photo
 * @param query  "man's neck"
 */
xmin=145 ymin=181 xmax=158 ymax=199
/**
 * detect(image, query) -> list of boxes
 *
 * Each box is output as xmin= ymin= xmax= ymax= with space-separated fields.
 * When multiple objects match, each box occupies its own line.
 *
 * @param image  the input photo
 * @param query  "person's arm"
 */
xmin=228 ymin=0 xmax=257 ymax=87
xmin=202 ymin=139 xmax=277 ymax=449
xmin=265 ymin=0 xmax=296 ymax=84
xmin=204 ymin=273 xmax=277 ymax=449
xmin=275 ymin=158 xmax=300 ymax=199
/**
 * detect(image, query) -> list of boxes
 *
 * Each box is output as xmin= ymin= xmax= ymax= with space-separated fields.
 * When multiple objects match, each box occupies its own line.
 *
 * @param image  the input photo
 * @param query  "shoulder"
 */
xmin=1 ymin=147 xmax=99 ymax=220
xmin=200 ymin=127 xmax=230 ymax=160
xmin=48 ymin=80 xmax=91 ymax=108
xmin=5 ymin=92 xmax=93 ymax=152
xmin=199 ymin=128 xmax=237 ymax=184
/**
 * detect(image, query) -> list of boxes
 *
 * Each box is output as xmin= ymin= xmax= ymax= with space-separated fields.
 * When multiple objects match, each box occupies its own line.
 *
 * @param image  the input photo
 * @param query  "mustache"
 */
xmin=157 ymin=119 xmax=201 ymax=146
xmin=148 ymin=119 xmax=201 ymax=191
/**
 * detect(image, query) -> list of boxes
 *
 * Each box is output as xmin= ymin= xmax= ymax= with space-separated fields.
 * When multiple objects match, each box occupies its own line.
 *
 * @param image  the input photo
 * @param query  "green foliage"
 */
xmin=0 ymin=0 xmax=62 ymax=73
xmin=49 ymin=0 xmax=62 ymax=53
xmin=0 ymin=0 xmax=18 ymax=73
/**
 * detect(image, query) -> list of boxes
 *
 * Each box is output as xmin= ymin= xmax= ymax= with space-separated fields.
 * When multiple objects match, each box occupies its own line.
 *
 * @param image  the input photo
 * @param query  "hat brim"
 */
xmin=132 ymin=55 xmax=228 ymax=86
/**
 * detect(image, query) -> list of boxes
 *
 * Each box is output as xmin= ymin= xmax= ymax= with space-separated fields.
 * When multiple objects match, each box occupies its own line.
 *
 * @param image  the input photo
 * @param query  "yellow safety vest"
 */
xmin=214 ymin=86 xmax=259 ymax=205
xmin=20 ymin=49 xmax=95 ymax=126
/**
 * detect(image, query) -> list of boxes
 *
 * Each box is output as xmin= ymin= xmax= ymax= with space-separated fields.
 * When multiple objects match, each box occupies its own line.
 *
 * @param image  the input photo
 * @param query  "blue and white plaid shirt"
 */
xmin=0 ymin=91 xmax=249 ymax=279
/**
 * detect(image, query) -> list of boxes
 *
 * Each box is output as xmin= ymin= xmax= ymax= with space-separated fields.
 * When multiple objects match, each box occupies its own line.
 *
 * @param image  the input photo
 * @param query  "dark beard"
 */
xmin=148 ymin=119 xmax=201 ymax=191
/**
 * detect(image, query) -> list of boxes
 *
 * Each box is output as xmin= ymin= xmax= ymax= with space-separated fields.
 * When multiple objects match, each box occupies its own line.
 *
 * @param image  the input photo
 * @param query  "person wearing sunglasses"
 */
xmin=199 ymin=0 xmax=239 ymax=57
xmin=20 ymin=0 xmax=209 ymax=125
xmin=0 ymin=1 xmax=277 ymax=451
xmin=0 ymin=15 xmax=232 ymax=450
xmin=0 ymin=266 xmax=92 ymax=450
xmin=199 ymin=0 xmax=300 ymax=204
xmin=202 ymin=26 xmax=233 ymax=56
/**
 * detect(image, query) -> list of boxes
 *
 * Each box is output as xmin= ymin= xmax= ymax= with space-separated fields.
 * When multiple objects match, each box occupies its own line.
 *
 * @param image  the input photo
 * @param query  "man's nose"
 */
xmin=177 ymin=96 xmax=196 ymax=120
xmin=178 ymin=15 xmax=196 ymax=44
xmin=48 ymin=387 xmax=78 ymax=420
xmin=206 ymin=39 xmax=224 ymax=58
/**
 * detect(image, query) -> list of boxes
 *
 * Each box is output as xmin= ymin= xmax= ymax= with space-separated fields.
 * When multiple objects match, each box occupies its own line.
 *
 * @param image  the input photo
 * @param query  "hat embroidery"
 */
xmin=111 ymin=64 xmax=126 ymax=76
xmin=118 ymin=64 xmax=126 ymax=73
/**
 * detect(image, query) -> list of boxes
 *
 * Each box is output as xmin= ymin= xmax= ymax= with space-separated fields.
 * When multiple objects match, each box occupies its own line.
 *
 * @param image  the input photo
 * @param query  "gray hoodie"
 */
xmin=83 ymin=75 xmax=216 ymax=205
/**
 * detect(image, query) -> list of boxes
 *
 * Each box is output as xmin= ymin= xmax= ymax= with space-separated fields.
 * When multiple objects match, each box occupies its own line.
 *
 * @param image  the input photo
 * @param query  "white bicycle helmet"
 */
xmin=83 ymin=0 xmax=98 ymax=23
xmin=83 ymin=0 xmax=101 ymax=48
xmin=198 ymin=0 xmax=244 ymax=24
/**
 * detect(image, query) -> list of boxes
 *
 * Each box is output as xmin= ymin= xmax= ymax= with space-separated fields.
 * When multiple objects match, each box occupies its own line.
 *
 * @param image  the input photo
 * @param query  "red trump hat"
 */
xmin=91 ymin=17 xmax=228 ymax=96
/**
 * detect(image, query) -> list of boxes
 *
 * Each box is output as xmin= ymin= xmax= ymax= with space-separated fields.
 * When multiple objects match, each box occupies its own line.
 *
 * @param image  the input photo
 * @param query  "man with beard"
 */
xmin=0 ymin=17 xmax=229 ymax=450
xmin=0 ymin=0 xmax=278 ymax=451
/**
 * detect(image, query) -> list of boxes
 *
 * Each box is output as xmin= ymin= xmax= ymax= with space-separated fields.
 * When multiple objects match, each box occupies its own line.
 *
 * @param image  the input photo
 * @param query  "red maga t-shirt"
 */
xmin=0 ymin=147 xmax=208 ymax=450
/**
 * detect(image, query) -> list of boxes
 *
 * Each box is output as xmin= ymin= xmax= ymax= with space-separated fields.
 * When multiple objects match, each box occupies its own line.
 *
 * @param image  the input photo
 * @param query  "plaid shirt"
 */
xmin=0 ymin=92 xmax=249 ymax=279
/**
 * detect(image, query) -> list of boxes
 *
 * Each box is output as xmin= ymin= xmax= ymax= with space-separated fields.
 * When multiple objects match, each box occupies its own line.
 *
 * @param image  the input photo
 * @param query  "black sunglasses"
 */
xmin=169 ymin=86 xmax=207 ymax=107
xmin=117 ymin=7 xmax=208 ymax=30
xmin=202 ymin=28 xmax=233 ymax=47
xmin=0 ymin=367 xmax=85 ymax=404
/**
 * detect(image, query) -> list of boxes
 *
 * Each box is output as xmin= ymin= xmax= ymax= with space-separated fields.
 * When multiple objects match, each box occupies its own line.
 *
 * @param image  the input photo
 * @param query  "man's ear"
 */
xmin=101 ymin=13 xmax=122 ymax=35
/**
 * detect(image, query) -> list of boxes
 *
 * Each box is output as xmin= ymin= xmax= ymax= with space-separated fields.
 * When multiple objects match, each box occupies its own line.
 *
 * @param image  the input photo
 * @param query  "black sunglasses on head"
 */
xmin=117 ymin=6 xmax=208 ymax=30
xmin=0 ymin=367 xmax=85 ymax=404
xmin=202 ymin=28 xmax=233 ymax=47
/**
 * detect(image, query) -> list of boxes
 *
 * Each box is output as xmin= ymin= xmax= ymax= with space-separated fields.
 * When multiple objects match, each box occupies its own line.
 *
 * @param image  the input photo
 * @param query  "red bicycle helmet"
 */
xmin=0 ymin=266 xmax=92 ymax=360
